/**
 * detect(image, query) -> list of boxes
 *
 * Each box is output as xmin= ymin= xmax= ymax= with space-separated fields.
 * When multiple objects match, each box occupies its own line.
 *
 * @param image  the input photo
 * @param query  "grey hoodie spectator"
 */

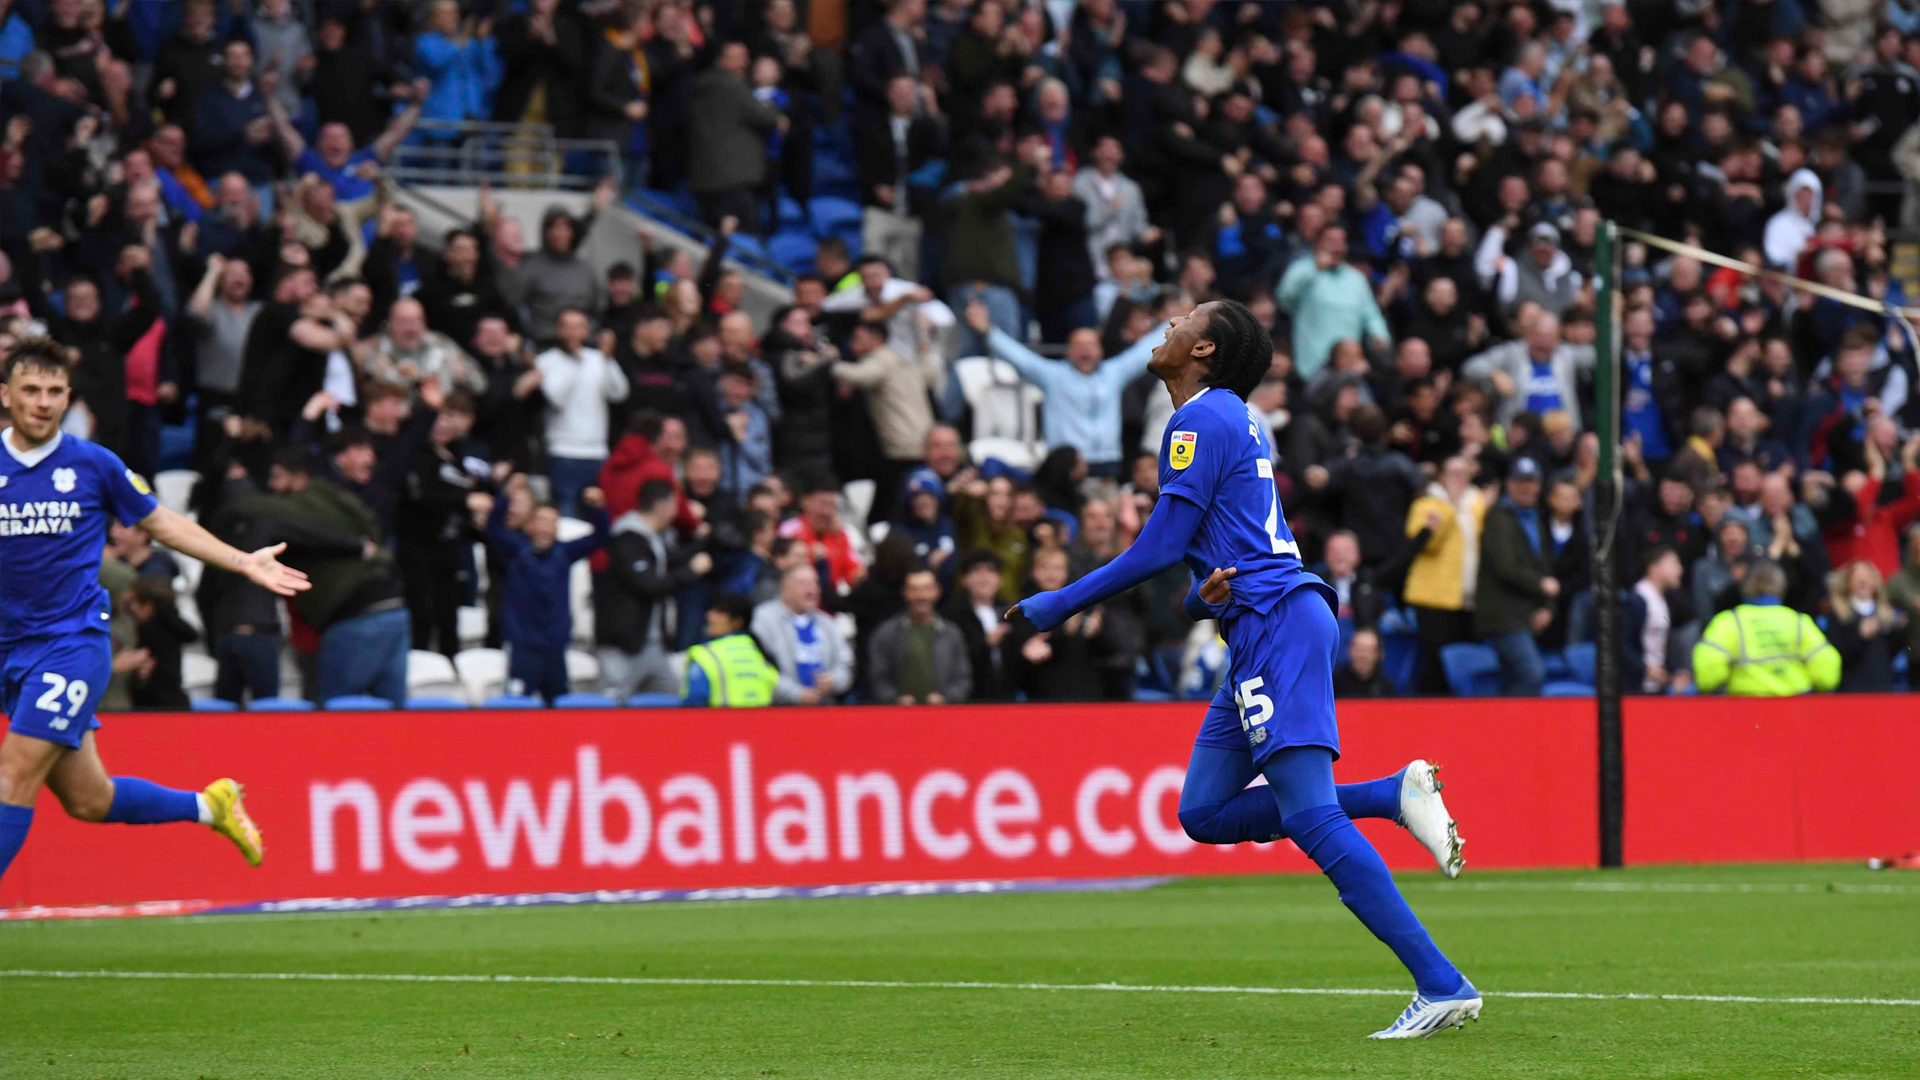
xmin=521 ymin=202 xmax=607 ymax=344
xmin=1462 ymin=312 xmax=1598 ymax=430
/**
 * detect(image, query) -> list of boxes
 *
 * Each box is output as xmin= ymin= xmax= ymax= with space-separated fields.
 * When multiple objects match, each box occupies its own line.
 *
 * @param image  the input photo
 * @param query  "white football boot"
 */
xmin=1398 ymin=760 xmax=1464 ymax=879
xmin=1368 ymin=980 xmax=1483 ymax=1039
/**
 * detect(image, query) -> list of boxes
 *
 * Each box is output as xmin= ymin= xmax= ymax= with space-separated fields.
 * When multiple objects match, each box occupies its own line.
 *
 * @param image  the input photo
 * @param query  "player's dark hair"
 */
xmin=1195 ymin=300 xmax=1273 ymax=401
xmin=2 ymin=335 xmax=74 ymax=383
xmin=637 ymin=479 xmax=676 ymax=515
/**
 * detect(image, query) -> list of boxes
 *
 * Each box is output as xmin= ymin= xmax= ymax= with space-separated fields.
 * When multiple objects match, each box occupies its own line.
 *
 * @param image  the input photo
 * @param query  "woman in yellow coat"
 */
xmin=1402 ymin=456 xmax=1489 ymax=694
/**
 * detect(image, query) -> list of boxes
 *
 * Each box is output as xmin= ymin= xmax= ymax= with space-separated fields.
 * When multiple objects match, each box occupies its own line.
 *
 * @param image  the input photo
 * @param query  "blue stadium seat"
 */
xmin=189 ymin=698 xmax=237 ymax=712
xmin=777 ymin=195 xmax=807 ymax=225
xmin=404 ymin=696 xmax=471 ymax=710
xmin=1543 ymin=681 xmax=1595 ymax=697
xmin=627 ymin=693 xmax=684 ymax=707
xmin=808 ymin=195 xmax=861 ymax=235
xmin=767 ymin=229 xmax=819 ymax=273
xmin=1439 ymin=643 xmax=1502 ymax=697
xmin=481 ymin=694 xmax=546 ymax=709
xmin=1131 ymin=688 xmax=1173 ymax=702
xmin=248 ymin=697 xmax=315 ymax=711
xmin=1540 ymin=649 xmax=1573 ymax=682
xmin=1562 ymin=642 xmax=1598 ymax=686
xmin=325 ymin=695 xmax=395 ymax=710
xmin=553 ymin=692 xmax=619 ymax=709
xmin=1381 ymin=631 xmax=1419 ymax=694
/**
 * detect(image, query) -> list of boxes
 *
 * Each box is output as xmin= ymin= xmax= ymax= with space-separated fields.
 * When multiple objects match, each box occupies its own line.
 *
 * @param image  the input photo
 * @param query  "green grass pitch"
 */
xmin=2 ymin=863 xmax=1916 ymax=1078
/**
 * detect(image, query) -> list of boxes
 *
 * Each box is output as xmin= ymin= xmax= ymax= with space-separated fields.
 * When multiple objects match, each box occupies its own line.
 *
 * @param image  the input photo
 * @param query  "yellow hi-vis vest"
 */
xmin=1693 ymin=602 xmax=1841 ymax=696
xmin=685 ymin=633 xmax=779 ymax=707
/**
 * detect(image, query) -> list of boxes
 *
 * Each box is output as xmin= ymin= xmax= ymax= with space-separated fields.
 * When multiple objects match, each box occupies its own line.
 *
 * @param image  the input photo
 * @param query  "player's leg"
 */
xmin=0 ymin=732 xmax=67 ymax=880
xmin=45 ymin=732 xmax=265 ymax=866
xmin=45 ymin=731 xmax=200 ymax=824
xmin=1175 ymin=683 xmax=1442 ymax=846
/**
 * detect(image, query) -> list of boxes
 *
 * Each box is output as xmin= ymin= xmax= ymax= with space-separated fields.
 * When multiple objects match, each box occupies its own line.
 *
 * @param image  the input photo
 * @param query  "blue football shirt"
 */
xmin=0 ymin=432 xmax=159 ymax=643
xmin=1158 ymin=388 xmax=1329 ymax=618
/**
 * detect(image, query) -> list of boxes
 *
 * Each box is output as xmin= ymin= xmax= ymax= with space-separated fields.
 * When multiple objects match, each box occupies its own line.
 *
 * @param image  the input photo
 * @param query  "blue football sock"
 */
xmin=1282 ymin=802 xmax=1463 ymax=997
xmin=1338 ymin=771 xmax=1405 ymax=824
xmin=1176 ymin=745 xmax=1406 ymax=845
xmin=104 ymin=777 xmax=203 ymax=825
xmin=0 ymin=803 xmax=33 ymax=880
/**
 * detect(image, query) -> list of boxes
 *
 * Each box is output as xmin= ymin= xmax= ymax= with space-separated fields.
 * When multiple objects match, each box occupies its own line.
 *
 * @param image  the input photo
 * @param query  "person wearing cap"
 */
xmin=1473 ymin=456 xmax=1559 ymax=696
xmin=893 ymin=468 xmax=956 ymax=569
xmin=1476 ymin=220 xmax=1581 ymax=317
xmin=1692 ymin=559 xmax=1840 ymax=697
xmin=1462 ymin=310 xmax=1597 ymax=432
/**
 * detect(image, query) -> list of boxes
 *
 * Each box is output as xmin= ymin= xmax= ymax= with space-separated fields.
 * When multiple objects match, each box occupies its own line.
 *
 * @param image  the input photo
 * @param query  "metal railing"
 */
xmin=387 ymin=119 xmax=621 ymax=191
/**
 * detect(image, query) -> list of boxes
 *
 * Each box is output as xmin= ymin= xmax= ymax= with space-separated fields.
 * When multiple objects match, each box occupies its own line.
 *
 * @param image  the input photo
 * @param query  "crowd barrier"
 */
xmin=2 ymin=698 xmax=1914 ymax=914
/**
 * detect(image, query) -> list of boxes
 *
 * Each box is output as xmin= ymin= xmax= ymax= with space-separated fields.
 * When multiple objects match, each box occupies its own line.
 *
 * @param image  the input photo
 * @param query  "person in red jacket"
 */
xmin=1820 ymin=429 xmax=1920 ymax=578
xmin=599 ymin=410 xmax=702 ymax=530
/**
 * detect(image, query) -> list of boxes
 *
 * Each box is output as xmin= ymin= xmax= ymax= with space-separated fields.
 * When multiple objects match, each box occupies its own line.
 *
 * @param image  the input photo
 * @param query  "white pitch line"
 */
xmin=2 ymin=969 xmax=1916 ymax=1008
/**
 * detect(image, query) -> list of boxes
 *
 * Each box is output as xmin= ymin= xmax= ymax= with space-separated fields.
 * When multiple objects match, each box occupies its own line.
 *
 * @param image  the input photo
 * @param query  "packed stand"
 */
xmin=7 ymin=0 xmax=1920 ymax=707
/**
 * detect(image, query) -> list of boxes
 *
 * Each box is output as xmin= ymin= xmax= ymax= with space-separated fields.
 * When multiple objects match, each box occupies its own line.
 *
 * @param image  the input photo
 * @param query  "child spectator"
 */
xmin=488 ymin=481 xmax=610 ymax=701
xmin=124 ymin=577 xmax=199 ymax=711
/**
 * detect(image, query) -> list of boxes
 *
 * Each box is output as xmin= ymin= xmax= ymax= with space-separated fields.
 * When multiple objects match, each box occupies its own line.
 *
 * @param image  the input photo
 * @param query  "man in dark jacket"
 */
xmin=686 ymin=41 xmax=783 ymax=231
xmin=262 ymin=448 xmax=414 ymax=705
xmin=870 ymin=568 xmax=971 ymax=704
xmin=1307 ymin=405 xmax=1425 ymax=573
xmin=855 ymin=73 xmax=947 ymax=282
xmin=943 ymin=549 xmax=1013 ymax=701
xmin=190 ymin=40 xmax=276 ymax=186
xmin=1022 ymin=166 xmax=1097 ymax=343
xmin=1474 ymin=457 xmax=1559 ymax=696
xmin=398 ymin=392 xmax=493 ymax=657
xmin=943 ymin=153 xmax=1033 ymax=355
xmin=599 ymin=480 xmax=711 ymax=698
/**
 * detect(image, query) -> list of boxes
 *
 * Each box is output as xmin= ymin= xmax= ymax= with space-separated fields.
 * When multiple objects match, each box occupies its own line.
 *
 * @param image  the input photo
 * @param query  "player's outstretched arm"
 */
xmin=138 ymin=506 xmax=312 ymax=598
xmin=1008 ymin=494 xmax=1203 ymax=632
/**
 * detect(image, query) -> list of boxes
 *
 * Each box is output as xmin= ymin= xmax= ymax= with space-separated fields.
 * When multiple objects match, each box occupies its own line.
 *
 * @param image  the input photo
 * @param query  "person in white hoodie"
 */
xmin=1764 ymin=168 xmax=1823 ymax=270
xmin=535 ymin=307 xmax=630 ymax=516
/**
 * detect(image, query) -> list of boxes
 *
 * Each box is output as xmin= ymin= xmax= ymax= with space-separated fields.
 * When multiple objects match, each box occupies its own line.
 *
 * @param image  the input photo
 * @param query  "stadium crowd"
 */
xmin=6 ymin=0 xmax=1920 ymax=707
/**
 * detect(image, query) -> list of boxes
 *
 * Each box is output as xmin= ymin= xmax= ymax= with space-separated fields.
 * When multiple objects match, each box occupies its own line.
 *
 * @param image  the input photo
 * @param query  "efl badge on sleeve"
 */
xmin=126 ymin=469 xmax=152 ymax=496
xmin=1169 ymin=430 xmax=1197 ymax=470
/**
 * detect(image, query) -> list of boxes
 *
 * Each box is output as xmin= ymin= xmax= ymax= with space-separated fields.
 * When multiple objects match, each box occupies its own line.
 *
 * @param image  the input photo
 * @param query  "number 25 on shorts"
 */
xmin=1235 ymin=677 xmax=1274 ymax=746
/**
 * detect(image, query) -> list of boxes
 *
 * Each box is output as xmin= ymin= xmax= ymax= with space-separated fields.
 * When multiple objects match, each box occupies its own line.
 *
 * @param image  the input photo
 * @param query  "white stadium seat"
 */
xmin=565 ymin=649 xmax=601 ymax=691
xmin=152 ymin=469 xmax=199 ymax=515
xmin=182 ymin=652 xmax=218 ymax=696
xmin=951 ymin=356 xmax=1044 ymax=442
xmin=453 ymin=647 xmax=508 ymax=703
xmin=842 ymin=479 xmax=875 ymax=535
xmin=407 ymin=650 xmax=466 ymax=701
xmin=969 ymin=437 xmax=1041 ymax=473
xmin=457 ymin=605 xmax=489 ymax=646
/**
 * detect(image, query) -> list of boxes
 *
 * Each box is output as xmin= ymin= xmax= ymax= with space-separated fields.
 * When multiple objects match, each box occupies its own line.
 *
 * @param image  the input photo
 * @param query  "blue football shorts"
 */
xmin=1 ymin=632 xmax=111 ymax=749
xmin=1193 ymin=584 xmax=1342 ymax=766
